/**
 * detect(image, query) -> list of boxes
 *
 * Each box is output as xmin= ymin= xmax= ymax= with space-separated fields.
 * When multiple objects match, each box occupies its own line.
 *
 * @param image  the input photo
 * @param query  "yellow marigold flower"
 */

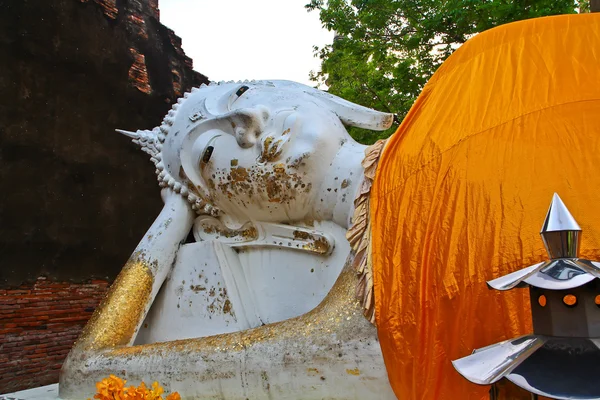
xmin=94 ymin=375 xmax=127 ymax=400
xmin=165 ymin=393 xmax=181 ymax=400
xmin=124 ymin=383 xmax=147 ymax=400
xmin=149 ymin=381 xmax=164 ymax=400
xmin=91 ymin=376 xmax=179 ymax=400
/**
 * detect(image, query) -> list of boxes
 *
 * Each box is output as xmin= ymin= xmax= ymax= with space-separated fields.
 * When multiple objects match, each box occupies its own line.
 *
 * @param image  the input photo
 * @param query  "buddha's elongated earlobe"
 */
xmin=259 ymin=80 xmax=394 ymax=131
xmin=309 ymin=90 xmax=394 ymax=131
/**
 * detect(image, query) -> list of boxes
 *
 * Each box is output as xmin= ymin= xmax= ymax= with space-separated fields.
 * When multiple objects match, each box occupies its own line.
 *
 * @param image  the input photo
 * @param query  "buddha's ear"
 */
xmin=269 ymin=80 xmax=394 ymax=131
xmin=309 ymin=90 xmax=394 ymax=131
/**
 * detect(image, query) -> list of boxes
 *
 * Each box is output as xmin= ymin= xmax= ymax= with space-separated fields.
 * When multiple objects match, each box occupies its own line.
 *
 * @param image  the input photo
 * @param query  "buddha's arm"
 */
xmin=58 ymin=257 xmax=391 ymax=400
xmin=59 ymin=190 xmax=194 ymax=394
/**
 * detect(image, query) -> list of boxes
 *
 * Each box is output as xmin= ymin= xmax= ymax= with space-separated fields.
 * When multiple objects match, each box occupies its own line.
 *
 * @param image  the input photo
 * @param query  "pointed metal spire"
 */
xmin=541 ymin=193 xmax=581 ymax=232
xmin=540 ymin=193 xmax=581 ymax=259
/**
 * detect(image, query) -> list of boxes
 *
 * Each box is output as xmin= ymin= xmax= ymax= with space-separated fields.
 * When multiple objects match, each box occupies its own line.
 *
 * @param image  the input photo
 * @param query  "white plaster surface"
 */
xmin=135 ymin=241 xmax=246 ymax=343
xmin=236 ymin=221 xmax=349 ymax=324
xmin=1 ymin=384 xmax=58 ymax=400
xmin=137 ymin=222 xmax=350 ymax=343
xmin=61 ymin=317 xmax=396 ymax=400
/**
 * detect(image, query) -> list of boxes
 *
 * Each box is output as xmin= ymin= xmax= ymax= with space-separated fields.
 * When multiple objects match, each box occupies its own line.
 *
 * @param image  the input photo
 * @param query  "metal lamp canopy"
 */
xmin=452 ymin=193 xmax=600 ymax=400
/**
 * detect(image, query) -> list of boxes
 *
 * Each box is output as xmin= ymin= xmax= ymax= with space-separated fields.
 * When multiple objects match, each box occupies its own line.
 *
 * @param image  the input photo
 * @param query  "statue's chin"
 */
xmin=213 ymin=192 xmax=315 ymax=224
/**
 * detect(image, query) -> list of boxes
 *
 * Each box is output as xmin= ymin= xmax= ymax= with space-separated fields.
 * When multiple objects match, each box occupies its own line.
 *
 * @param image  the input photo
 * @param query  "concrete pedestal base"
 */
xmin=1 ymin=384 xmax=58 ymax=400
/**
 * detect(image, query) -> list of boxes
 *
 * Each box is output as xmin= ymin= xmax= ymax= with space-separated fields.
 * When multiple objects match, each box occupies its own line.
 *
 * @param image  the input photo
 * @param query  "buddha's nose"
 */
xmin=227 ymin=106 xmax=270 ymax=149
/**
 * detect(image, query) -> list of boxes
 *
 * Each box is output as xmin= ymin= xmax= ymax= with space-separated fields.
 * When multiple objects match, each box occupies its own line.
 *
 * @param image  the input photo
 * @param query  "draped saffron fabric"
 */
xmin=370 ymin=14 xmax=600 ymax=400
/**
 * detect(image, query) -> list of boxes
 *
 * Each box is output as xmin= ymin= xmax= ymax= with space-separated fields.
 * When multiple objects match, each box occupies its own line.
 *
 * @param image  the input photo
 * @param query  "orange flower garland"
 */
xmin=90 ymin=375 xmax=181 ymax=400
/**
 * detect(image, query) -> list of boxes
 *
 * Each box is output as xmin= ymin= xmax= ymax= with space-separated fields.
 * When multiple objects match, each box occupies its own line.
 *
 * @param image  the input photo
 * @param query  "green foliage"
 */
xmin=307 ymin=0 xmax=586 ymax=144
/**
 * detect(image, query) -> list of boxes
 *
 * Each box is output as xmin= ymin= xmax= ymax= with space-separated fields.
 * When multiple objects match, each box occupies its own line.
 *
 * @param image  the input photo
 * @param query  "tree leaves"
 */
xmin=308 ymin=0 xmax=584 ymax=144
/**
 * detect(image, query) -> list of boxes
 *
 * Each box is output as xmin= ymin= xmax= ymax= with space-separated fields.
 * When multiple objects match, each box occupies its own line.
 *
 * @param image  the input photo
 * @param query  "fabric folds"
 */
xmin=347 ymin=138 xmax=388 ymax=323
xmin=370 ymin=13 xmax=600 ymax=400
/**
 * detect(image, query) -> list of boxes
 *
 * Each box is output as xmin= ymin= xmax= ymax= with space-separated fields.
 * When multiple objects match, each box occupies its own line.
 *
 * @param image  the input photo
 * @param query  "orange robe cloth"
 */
xmin=370 ymin=13 xmax=600 ymax=400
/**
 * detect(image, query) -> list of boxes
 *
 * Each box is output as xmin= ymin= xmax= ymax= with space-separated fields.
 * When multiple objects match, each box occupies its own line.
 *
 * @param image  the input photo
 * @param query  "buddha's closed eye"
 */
xmin=202 ymin=145 xmax=214 ymax=163
xmin=199 ymin=135 xmax=221 ymax=168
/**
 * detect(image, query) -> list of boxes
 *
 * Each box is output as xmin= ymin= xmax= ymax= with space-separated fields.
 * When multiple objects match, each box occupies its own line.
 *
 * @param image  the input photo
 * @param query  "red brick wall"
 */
xmin=0 ymin=278 xmax=109 ymax=393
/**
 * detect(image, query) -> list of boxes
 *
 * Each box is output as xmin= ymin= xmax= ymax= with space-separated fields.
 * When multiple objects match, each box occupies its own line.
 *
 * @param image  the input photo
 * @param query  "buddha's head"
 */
xmin=120 ymin=80 xmax=392 ymax=224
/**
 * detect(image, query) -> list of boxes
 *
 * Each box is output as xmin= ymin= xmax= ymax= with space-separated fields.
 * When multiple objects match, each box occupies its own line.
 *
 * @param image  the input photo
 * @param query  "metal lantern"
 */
xmin=452 ymin=193 xmax=600 ymax=400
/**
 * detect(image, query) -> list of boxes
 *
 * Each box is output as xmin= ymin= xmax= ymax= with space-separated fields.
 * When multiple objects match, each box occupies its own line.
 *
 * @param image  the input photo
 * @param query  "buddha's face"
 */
xmin=162 ymin=82 xmax=353 ymax=223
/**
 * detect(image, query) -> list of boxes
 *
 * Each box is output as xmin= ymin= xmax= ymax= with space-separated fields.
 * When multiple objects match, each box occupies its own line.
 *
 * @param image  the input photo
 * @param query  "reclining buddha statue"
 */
xmin=59 ymin=78 xmax=398 ymax=399
xmin=60 ymin=13 xmax=600 ymax=400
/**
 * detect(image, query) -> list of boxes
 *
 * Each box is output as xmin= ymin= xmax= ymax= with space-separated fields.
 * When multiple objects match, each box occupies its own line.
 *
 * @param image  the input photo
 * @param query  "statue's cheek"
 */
xmin=208 ymin=163 xmax=313 ymax=212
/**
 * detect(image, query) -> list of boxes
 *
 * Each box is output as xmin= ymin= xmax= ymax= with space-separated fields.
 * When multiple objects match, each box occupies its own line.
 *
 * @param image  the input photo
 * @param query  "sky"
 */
xmin=159 ymin=0 xmax=335 ymax=86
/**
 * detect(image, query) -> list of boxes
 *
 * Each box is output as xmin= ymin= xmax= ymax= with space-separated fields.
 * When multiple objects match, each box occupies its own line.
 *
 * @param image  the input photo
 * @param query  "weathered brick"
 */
xmin=0 ymin=276 xmax=109 ymax=393
xmin=0 ymin=328 xmax=23 ymax=334
xmin=0 ymin=304 xmax=21 ymax=310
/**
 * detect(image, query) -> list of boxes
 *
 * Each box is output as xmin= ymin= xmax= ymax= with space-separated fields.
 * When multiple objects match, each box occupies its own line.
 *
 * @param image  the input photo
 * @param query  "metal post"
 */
xmin=489 ymin=383 xmax=499 ymax=400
